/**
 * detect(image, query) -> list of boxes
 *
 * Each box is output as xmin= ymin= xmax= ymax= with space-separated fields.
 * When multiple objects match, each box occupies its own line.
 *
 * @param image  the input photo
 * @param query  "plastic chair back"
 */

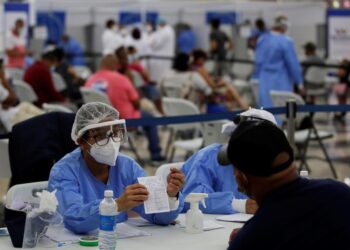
xmin=73 ymin=66 xmax=92 ymax=79
xmin=80 ymin=87 xmax=111 ymax=105
xmin=231 ymin=62 xmax=253 ymax=80
xmin=12 ymin=80 xmax=38 ymax=103
xmin=51 ymin=72 xmax=67 ymax=92
xmin=0 ymin=139 xmax=11 ymax=178
xmin=202 ymin=120 xmax=230 ymax=146
xmin=155 ymin=162 xmax=184 ymax=185
xmin=5 ymin=68 xmax=24 ymax=81
xmin=42 ymin=103 xmax=73 ymax=113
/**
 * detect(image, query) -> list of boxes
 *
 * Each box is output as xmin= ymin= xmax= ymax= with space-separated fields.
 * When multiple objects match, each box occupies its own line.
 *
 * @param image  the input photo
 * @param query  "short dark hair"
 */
xmin=15 ymin=19 xmax=24 ymax=25
xmin=192 ymin=49 xmax=207 ymax=62
xmin=173 ymin=53 xmax=190 ymax=72
xmin=127 ymin=46 xmax=136 ymax=54
xmin=42 ymin=51 xmax=56 ymax=62
xmin=255 ymin=18 xmax=265 ymax=31
xmin=53 ymin=48 xmax=65 ymax=62
xmin=131 ymin=28 xmax=141 ymax=40
xmin=211 ymin=18 xmax=220 ymax=29
xmin=106 ymin=19 xmax=115 ymax=28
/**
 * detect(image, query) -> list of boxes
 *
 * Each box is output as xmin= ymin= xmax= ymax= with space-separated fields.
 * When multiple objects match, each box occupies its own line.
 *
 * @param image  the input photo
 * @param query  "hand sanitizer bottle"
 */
xmin=185 ymin=193 xmax=208 ymax=234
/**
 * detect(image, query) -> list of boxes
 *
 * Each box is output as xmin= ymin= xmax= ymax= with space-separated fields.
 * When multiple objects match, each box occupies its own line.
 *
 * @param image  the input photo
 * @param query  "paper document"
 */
xmin=45 ymin=223 xmax=151 ymax=243
xmin=138 ymin=176 xmax=170 ymax=214
xmin=216 ymin=213 xmax=253 ymax=223
xmin=176 ymin=214 xmax=224 ymax=231
xmin=127 ymin=217 xmax=155 ymax=227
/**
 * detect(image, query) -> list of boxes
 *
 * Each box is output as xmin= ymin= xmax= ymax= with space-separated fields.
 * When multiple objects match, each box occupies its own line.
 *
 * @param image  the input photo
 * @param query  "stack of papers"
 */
xmin=45 ymin=223 xmax=151 ymax=244
xmin=216 ymin=213 xmax=253 ymax=223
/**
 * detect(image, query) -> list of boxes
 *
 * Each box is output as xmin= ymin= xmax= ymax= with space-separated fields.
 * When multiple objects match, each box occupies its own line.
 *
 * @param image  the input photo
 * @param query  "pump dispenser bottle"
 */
xmin=185 ymin=193 xmax=208 ymax=233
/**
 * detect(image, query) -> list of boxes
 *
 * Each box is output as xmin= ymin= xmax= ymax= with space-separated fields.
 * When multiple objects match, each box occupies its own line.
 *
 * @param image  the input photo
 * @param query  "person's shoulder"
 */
xmin=310 ymin=179 xmax=350 ymax=193
xmin=50 ymin=148 xmax=82 ymax=178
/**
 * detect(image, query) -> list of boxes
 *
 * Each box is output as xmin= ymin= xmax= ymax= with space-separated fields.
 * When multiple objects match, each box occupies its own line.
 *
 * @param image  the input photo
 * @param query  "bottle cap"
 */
xmin=104 ymin=190 xmax=114 ymax=198
xmin=300 ymin=170 xmax=309 ymax=177
xmin=79 ymin=236 xmax=98 ymax=247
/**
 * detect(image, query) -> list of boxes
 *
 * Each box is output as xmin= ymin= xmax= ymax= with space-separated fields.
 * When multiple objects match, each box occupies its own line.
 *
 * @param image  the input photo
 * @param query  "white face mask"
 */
xmin=89 ymin=139 xmax=121 ymax=166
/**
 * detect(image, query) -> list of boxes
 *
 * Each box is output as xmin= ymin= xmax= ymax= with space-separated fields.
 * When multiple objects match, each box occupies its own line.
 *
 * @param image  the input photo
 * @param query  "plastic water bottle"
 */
xmin=99 ymin=190 xmax=117 ymax=250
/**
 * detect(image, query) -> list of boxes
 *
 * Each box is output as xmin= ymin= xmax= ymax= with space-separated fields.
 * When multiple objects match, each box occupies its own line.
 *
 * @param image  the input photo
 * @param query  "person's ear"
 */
xmin=234 ymin=169 xmax=249 ymax=194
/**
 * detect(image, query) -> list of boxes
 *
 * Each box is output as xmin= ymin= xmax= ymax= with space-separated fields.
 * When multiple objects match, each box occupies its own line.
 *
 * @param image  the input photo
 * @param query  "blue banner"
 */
xmin=119 ymin=11 xmax=159 ymax=25
xmin=36 ymin=11 xmax=66 ymax=43
xmin=206 ymin=12 xmax=237 ymax=25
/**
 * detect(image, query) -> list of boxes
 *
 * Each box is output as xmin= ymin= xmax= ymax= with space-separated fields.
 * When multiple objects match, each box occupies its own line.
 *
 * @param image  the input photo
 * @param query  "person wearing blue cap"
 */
xmin=225 ymin=112 xmax=350 ymax=250
xmin=253 ymin=16 xmax=303 ymax=108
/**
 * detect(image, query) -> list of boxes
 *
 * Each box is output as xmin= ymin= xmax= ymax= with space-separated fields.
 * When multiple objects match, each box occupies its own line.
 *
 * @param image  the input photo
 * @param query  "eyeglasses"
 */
xmin=88 ymin=127 xmax=125 ymax=146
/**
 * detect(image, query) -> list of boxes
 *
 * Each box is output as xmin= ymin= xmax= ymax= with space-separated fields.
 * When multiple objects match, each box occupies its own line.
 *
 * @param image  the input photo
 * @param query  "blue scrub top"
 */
xmin=177 ymin=30 xmax=196 ymax=54
xmin=182 ymin=144 xmax=246 ymax=214
xmin=48 ymin=148 xmax=184 ymax=234
xmin=254 ymin=32 xmax=302 ymax=108
xmin=59 ymin=38 xmax=85 ymax=66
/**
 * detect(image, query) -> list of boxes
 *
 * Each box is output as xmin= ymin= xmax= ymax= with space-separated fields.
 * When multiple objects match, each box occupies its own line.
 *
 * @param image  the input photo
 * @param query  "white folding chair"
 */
xmin=80 ymin=87 xmax=111 ymax=105
xmin=231 ymin=62 xmax=253 ymax=80
xmin=155 ymin=162 xmax=184 ymax=185
xmin=12 ymin=80 xmax=38 ymax=103
xmin=160 ymin=80 xmax=182 ymax=98
xmin=304 ymin=66 xmax=328 ymax=102
xmin=270 ymin=90 xmax=336 ymax=178
xmin=162 ymin=97 xmax=203 ymax=161
xmin=130 ymin=71 xmax=145 ymax=88
xmin=202 ymin=119 xmax=230 ymax=146
xmin=51 ymin=72 xmax=67 ymax=92
xmin=5 ymin=68 xmax=24 ymax=81
xmin=73 ymin=65 xmax=92 ymax=79
xmin=42 ymin=103 xmax=73 ymax=113
xmin=5 ymin=181 xmax=48 ymax=208
xmin=0 ymin=139 xmax=11 ymax=179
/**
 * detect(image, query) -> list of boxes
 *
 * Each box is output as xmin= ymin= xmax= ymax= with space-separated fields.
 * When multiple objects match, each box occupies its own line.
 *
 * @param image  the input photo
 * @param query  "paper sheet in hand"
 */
xmin=216 ymin=213 xmax=253 ymax=223
xmin=176 ymin=214 xmax=224 ymax=231
xmin=45 ymin=223 xmax=151 ymax=243
xmin=138 ymin=176 xmax=170 ymax=214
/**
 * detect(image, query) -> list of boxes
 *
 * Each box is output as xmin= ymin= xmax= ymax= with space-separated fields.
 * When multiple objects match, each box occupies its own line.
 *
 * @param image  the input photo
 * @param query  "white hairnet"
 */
xmin=71 ymin=102 xmax=120 ymax=144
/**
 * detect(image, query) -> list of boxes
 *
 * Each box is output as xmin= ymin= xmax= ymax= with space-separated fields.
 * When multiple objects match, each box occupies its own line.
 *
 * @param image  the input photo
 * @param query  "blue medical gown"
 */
xmin=254 ymin=33 xmax=302 ymax=108
xmin=48 ymin=148 xmax=184 ymax=234
xmin=181 ymin=144 xmax=246 ymax=214
xmin=59 ymin=38 xmax=85 ymax=66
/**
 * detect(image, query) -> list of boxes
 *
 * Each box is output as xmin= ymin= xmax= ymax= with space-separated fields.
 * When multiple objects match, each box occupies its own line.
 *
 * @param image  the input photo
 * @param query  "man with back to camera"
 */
xmin=182 ymin=109 xmax=276 ymax=215
xmin=219 ymin=112 xmax=350 ymax=250
xmin=254 ymin=15 xmax=303 ymax=108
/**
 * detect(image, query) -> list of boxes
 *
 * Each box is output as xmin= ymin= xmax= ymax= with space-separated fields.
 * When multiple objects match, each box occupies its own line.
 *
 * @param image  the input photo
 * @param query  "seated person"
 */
xmin=182 ymin=108 xmax=274 ymax=214
xmin=191 ymin=49 xmax=248 ymax=112
xmin=116 ymin=46 xmax=164 ymax=115
xmin=160 ymin=53 xmax=212 ymax=110
xmin=0 ymin=59 xmax=43 ymax=131
xmin=23 ymin=48 xmax=66 ymax=107
xmin=223 ymin=110 xmax=350 ymax=250
xmin=48 ymin=102 xmax=185 ymax=234
xmin=85 ymin=55 xmax=165 ymax=161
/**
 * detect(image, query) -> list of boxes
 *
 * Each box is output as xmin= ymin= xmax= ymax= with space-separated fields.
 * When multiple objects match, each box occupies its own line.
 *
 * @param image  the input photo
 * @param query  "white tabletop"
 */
xmin=0 ymin=215 xmax=243 ymax=250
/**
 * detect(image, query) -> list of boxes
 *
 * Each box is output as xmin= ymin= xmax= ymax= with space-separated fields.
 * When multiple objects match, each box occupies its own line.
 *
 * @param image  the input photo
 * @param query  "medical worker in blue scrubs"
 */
xmin=254 ymin=16 xmax=303 ymax=108
xmin=48 ymin=102 xmax=185 ymax=234
xmin=59 ymin=34 xmax=85 ymax=66
xmin=182 ymin=109 xmax=276 ymax=215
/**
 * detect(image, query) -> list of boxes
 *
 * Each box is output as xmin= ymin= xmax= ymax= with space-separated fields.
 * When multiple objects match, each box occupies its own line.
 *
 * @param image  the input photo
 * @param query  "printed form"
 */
xmin=138 ymin=176 xmax=170 ymax=214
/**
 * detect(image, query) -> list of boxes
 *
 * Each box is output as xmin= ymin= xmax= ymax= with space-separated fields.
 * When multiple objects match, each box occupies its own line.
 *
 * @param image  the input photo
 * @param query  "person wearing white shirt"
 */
xmin=102 ymin=19 xmax=124 ymax=55
xmin=148 ymin=18 xmax=175 ymax=83
xmin=5 ymin=19 xmax=28 ymax=69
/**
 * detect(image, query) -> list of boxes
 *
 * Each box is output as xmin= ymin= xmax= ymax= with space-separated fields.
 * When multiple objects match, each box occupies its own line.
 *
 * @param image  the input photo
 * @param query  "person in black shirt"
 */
xmin=219 ymin=116 xmax=350 ymax=250
xmin=209 ymin=18 xmax=233 ymax=77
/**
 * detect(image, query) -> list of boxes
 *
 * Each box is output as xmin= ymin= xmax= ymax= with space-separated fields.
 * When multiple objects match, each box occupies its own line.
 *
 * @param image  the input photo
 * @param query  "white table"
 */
xmin=0 ymin=215 xmax=243 ymax=250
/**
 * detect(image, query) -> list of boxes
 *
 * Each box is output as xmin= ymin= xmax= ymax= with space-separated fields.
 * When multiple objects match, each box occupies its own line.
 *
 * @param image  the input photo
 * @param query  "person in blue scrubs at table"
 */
xmin=253 ymin=16 xmax=304 ymax=108
xmin=48 ymin=102 xmax=185 ymax=234
xmin=182 ymin=108 xmax=276 ymax=215
xmin=59 ymin=34 xmax=85 ymax=66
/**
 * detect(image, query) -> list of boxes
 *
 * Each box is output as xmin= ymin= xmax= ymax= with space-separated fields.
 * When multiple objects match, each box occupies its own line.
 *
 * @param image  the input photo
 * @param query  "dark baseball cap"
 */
xmin=225 ymin=120 xmax=294 ymax=177
xmin=217 ymin=108 xmax=277 ymax=166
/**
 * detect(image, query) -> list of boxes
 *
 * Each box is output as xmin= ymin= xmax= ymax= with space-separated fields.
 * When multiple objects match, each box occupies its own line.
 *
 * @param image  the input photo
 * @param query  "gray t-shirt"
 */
xmin=210 ymin=30 xmax=229 ymax=60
